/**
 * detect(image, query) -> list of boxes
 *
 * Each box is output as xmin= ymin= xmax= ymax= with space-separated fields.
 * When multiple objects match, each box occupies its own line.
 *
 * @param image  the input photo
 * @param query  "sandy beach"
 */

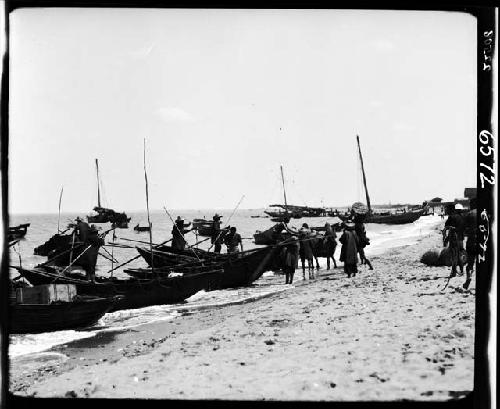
xmin=9 ymin=220 xmax=475 ymax=401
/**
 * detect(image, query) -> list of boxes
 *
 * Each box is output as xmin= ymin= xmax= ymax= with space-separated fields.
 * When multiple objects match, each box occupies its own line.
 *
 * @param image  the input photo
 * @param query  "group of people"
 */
xmin=171 ymin=213 xmax=243 ymax=254
xmin=279 ymin=212 xmax=374 ymax=284
xmin=442 ymin=198 xmax=477 ymax=289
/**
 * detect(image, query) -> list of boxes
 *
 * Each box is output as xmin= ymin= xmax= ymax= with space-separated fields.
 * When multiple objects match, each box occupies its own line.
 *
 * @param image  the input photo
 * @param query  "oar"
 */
xmin=117 ymin=237 xmax=163 ymax=247
xmin=100 ymin=246 xmax=119 ymax=263
xmin=163 ymin=206 xmax=201 ymax=262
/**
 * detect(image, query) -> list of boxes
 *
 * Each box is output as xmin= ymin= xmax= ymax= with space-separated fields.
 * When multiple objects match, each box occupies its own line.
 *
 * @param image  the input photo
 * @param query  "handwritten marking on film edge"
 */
xmin=479 ymin=130 xmax=495 ymax=189
xmin=482 ymin=30 xmax=494 ymax=72
xmin=478 ymin=129 xmax=495 ymax=263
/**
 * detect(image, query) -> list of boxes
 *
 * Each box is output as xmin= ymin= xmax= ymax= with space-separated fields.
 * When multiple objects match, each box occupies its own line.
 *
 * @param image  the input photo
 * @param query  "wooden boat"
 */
xmin=15 ymin=265 xmax=224 ymax=312
xmin=8 ymin=223 xmax=30 ymax=241
xmin=349 ymin=135 xmax=424 ymax=225
xmin=10 ymin=292 xmax=119 ymax=334
xmin=134 ymin=223 xmax=151 ymax=232
xmin=253 ymin=224 xmax=290 ymax=245
xmin=132 ymin=245 xmax=280 ymax=289
xmin=191 ymin=219 xmax=230 ymax=238
xmin=87 ymin=159 xmax=130 ymax=227
xmin=33 ymin=231 xmax=102 ymax=272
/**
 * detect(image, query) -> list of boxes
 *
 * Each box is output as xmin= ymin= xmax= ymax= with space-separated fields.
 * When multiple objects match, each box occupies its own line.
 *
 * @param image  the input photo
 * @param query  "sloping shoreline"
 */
xmin=10 ymin=220 xmax=475 ymax=401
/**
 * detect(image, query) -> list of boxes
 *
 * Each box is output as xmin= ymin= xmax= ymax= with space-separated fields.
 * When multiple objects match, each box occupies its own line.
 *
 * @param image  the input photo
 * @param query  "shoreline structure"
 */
xmin=10 ymin=218 xmax=474 ymax=400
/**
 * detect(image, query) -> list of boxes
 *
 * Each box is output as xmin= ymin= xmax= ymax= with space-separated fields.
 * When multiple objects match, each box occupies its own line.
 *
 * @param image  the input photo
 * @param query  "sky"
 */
xmin=8 ymin=8 xmax=477 ymax=214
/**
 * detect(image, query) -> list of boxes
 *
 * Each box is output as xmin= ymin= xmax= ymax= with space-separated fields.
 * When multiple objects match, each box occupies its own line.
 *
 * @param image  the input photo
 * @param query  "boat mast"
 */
xmin=95 ymin=158 xmax=101 ymax=208
xmin=143 ymin=139 xmax=154 ymax=274
xmin=57 ymin=186 xmax=64 ymax=233
xmin=356 ymin=135 xmax=372 ymax=213
xmin=280 ymin=165 xmax=288 ymax=215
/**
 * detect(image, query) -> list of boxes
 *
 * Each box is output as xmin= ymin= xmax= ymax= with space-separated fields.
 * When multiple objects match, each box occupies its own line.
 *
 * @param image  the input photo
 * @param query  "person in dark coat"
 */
xmin=339 ymin=221 xmax=360 ymax=278
xmin=282 ymin=236 xmax=300 ymax=284
xmin=171 ymin=216 xmax=191 ymax=251
xmin=73 ymin=218 xmax=102 ymax=282
xmin=211 ymin=214 xmax=223 ymax=253
xmin=353 ymin=214 xmax=373 ymax=270
xmin=463 ymin=198 xmax=477 ymax=289
xmin=75 ymin=217 xmax=90 ymax=243
xmin=443 ymin=204 xmax=466 ymax=277
xmin=224 ymin=226 xmax=243 ymax=253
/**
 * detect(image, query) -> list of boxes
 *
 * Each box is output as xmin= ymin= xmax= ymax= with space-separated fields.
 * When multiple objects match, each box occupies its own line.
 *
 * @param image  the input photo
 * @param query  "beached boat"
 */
xmin=87 ymin=159 xmax=130 ymax=227
xmin=349 ymin=135 xmax=424 ymax=225
xmin=10 ymin=283 xmax=119 ymax=334
xmin=14 ymin=265 xmax=224 ymax=312
xmin=132 ymin=245 xmax=280 ymax=289
xmin=33 ymin=231 xmax=103 ymax=272
xmin=8 ymin=223 xmax=30 ymax=241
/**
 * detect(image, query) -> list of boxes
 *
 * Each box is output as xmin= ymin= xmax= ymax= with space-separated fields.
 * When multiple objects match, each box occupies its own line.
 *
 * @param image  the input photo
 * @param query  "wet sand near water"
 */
xmin=10 ymin=222 xmax=474 ymax=401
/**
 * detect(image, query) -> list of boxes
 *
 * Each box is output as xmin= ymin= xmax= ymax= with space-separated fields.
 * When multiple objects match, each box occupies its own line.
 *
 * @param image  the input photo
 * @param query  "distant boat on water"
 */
xmin=134 ymin=223 xmax=151 ymax=232
xmin=8 ymin=223 xmax=30 ymax=242
xmin=87 ymin=159 xmax=131 ymax=228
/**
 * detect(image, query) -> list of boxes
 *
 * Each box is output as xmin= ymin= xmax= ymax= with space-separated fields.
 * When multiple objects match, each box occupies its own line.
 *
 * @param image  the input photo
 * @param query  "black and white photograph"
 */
xmin=1 ymin=4 xmax=497 ymax=404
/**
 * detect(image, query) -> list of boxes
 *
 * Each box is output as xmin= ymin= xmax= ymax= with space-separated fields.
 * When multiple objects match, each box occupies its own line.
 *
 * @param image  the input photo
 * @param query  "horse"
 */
xmin=311 ymin=233 xmax=338 ymax=270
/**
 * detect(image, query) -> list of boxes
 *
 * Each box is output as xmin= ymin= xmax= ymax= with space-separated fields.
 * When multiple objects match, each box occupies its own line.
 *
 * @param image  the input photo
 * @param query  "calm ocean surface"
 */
xmin=9 ymin=210 xmax=442 ymax=358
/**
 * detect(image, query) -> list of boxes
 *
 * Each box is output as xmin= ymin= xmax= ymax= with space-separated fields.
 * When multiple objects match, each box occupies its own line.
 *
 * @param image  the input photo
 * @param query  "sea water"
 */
xmin=8 ymin=210 xmax=442 ymax=358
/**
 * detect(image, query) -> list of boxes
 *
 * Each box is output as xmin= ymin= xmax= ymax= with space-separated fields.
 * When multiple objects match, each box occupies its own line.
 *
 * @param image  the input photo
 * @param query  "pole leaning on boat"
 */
xmin=95 ymin=158 xmax=101 ymax=208
xmin=356 ymin=135 xmax=372 ymax=214
xmin=57 ymin=186 xmax=64 ymax=233
xmin=280 ymin=165 xmax=288 ymax=218
xmin=143 ymin=139 xmax=154 ymax=274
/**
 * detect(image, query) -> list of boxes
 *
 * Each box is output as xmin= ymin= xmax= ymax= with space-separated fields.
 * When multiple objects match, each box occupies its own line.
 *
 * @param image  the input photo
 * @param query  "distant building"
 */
xmin=464 ymin=188 xmax=477 ymax=199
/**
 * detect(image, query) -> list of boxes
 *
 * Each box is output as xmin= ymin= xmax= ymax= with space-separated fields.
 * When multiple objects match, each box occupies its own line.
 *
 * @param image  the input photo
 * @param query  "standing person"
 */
xmin=339 ymin=220 xmax=360 ymax=278
xmin=463 ymin=198 xmax=477 ymax=289
xmin=282 ymin=236 xmax=300 ymax=284
xmin=75 ymin=217 xmax=90 ymax=243
xmin=353 ymin=214 xmax=373 ymax=270
xmin=73 ymin=218 xmax=102 ymax=282
xmin=211 ymin=214 xmax=223 ymax=253
xmin=171 ymin=216 xmax=191 ymax=251
xmin=323 ymin=222 xmax=338 ymax=270
xmin=224 ymin=226 xmax=243 ymax=253
xmin=443 ymin=203 xmax=466 ymax=277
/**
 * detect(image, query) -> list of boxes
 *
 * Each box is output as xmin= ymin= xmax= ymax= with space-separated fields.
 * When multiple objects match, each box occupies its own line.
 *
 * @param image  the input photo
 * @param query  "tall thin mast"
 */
xmin=95 ymin=159 xmax=101 ymax=208
xmin=143 ymin=139 xmax=154 ymax=274
xmin=280 ymin=165 xmax=288 ymax=213
xmin=356 ymin=135 xmax=371 ymax=213
xmin=57 ymin=186 xmax=64 ymax=233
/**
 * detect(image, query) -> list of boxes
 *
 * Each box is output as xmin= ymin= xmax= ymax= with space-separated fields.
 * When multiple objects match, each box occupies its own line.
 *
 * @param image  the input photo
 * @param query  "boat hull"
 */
xmin=10 ymin=296 xmax=117 ymax=334
xmin=339 ymin=210 xmax=424 ymax=225
xmin=16 ymin=267 xmax=224 ymax=312
xmin=135 ymin=246 xmax=280 ymax=289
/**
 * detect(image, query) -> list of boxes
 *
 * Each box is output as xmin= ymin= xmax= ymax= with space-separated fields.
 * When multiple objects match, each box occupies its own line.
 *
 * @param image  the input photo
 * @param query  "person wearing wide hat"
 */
xmin=339 ymin=220 xmax=360 ymax=278
xmin=211 ymin=214 xmax=223 ymax=253
xmin=172 ymin=216 xmax=191 ymax=251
